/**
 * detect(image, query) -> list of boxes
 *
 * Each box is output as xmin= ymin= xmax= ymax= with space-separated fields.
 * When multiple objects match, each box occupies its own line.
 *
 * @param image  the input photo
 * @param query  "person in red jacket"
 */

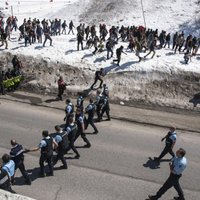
xmin=57 ymin=76 xmax=66 ymax=100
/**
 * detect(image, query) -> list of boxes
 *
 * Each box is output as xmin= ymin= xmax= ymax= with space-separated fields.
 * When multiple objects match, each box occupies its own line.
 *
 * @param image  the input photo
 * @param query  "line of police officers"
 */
xmin=0 ymin=84 xmax=110 ymax=192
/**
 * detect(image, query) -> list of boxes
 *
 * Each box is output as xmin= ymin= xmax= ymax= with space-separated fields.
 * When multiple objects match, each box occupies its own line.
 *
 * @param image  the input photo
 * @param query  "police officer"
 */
xmin=85 ymin=99 xmax=98 ymax=134
xmin=76 ymin=95 xmax=84 ymax=112
xmin=148 ymin=148 xmax=187 ymax=200
xmin=102 ymin=83 xmax=109 ymax=97
xmin=0 ymin=164 xmax=14 ymax=193
xmin=65 ymin=116 xmax=80 ymax=159
xmin=95 ymin=90 xmax=103 ymax=122
xmin=0 ymin=155 xmax=15 ymax=193
xmin=154 ymin=127 xmax=177 ymax=162
xmin=28 ymin=130 xmax=58 ymax=177
xmin=74 ymin=107 xmax=91 ymax=148
xmin=53 ymin=126 xmax=68 ymax=169
xmin=64 ymin=99 xmax=74 ymax=127
xmin=101 ymin=94 xmax=111 ymax=121
xmin=2 ymin=154 xmax=15 ymax=184
xmin=10 ymin=139 xmax=31 ymax=185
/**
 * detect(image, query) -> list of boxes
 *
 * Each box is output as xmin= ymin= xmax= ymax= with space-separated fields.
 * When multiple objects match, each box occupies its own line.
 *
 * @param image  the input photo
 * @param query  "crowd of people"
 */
xmin=0 ymin=15 xmax=199 ymax=65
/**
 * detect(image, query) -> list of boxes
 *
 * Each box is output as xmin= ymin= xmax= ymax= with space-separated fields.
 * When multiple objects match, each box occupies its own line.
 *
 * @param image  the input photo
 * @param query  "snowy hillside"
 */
xmin=0 ymin=0 xmax=199 ymax=74
xmin=0 ymin=0 xmax=200 ymax=108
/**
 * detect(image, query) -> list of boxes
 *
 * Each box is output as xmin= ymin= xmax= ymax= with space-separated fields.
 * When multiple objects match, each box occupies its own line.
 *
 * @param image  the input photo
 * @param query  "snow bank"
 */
xmin=0 ymin=189 xmax=35 ymax=200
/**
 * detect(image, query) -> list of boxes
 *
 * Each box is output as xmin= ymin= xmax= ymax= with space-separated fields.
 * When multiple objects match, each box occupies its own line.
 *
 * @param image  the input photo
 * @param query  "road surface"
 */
xmin=0 ymin=100 xmax=199 ymax=200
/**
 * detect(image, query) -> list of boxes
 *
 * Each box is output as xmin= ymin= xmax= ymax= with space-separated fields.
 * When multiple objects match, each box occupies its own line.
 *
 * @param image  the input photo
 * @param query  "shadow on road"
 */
xmin=45 ymin=98 xmax=59 ymax=103
xmin=143 ymin=157 xmax=160 ymax=169
xmin=14 ymin=167 xmax=41 ymax=186
xmin=143 ymin=157 xmax=170 ymax=169
xmin=8 ymin=93 xmax=43 ymax=104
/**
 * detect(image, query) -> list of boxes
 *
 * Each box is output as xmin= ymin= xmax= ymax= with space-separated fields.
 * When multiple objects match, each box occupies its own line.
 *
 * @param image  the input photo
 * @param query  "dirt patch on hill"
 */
xmin=0 ymin=52 xmax=199 ymax=110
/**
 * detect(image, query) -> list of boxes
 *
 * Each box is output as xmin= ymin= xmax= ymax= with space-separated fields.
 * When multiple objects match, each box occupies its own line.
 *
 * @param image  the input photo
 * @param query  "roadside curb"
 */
xmin=111 ymin=116 xmax=200 ymax=133
xmin=1 ymin=95 xmax=200 ymax=134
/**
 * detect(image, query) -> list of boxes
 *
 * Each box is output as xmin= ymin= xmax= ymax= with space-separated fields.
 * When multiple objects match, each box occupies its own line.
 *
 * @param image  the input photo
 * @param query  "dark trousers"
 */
xmin=68 ymin=29 xmax=74 ymax=35
xmin=77 ymin=40 xmax=83 ymax=50
xmin=85 ymin=117 xmax=98 ymax=132
xmin=158 ymin=145 xmax=175 ymax=160
xmin=91 ymin=78 xmax=103 ymax=89
xmin=101 ymin=106 xmax=110 ymax=120
xmin=25 ymin=36 xmax=31 ymax=46
xmin=0 ymin=84 xmax=5 ymax=95
xmin=58 ymin=88 xmax=64 ymax=100
xmin=15 ymin=161 xmax=31 ymax=182
xmin=0 ymin=183 xmax=16 ymax=194
xmin=113 ymin=55 xmax=121 ymax=66
xmin=93 ymin=47 xmax=98 ymax=54
xmin=54 ymin=149 xmax=67 ymax=167
xmin=39 ymin=154 xmax=53 ymax=175
xmin=43 ymin=35 xmax=52 ymax=46
xmin=65 ymin=139 xmax=80 ymax=157
xmin=75 ymin=129 xmax=91 ymax=145
xmin=155 ymin=173 xmax=185 ymax=199
xmin=96 ymin=105 xmax=102 ymax=121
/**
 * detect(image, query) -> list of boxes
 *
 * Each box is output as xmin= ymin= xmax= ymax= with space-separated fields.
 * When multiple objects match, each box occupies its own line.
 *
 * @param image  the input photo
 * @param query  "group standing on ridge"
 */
xmin=0 ymin=15 xmax=199 ymax=66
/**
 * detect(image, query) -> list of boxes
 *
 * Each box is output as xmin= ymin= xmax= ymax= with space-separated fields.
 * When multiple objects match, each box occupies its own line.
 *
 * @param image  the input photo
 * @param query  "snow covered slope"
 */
xmin=0 ymin=0 xmax=199 ymax=108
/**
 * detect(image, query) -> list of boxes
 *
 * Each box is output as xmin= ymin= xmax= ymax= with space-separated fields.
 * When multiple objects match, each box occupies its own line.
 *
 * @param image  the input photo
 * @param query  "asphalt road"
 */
xmin=0 ymin=100 xmax=199 ymax=200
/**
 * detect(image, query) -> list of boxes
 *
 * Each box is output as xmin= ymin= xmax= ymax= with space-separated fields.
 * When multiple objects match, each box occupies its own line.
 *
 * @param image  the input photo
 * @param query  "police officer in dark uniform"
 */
xmin=65 ymin=116 xmax=80 ymax=159
xmin=64 ymin=99 xmax=74 ymax=127
xmin=85 ymin=99 xmax=98 ymax=134
xmin=53 ymin=126 xmax=68 ymax=169
xmin=74 ymin=107 xmax=91 ymax=148
xmin=101 ymin=94 xmax=111 ymax=121
xmin=76 ymin=95 xmax=84 ymax=112
xmin=102 ymin=83 xmax=109 ymax=97
xmin=148 ymin=148 xmax=187 ymax=200
xmin=95 ymin=90 xmax=103 ymax=122
xmin=154 ymin=127 xmax=177 ymax=162
xmin=10 ymin=139 xmax=31 ymax=185
xmin=28 ymin=130 xmax=58 ymax=177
